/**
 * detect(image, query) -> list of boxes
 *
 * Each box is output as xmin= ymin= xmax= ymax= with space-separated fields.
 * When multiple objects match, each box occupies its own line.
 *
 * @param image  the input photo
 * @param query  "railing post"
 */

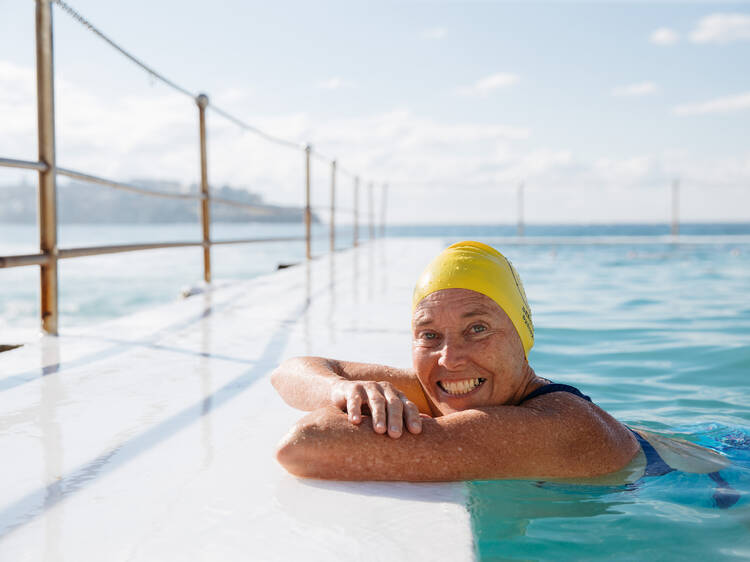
xmin=368 ymin=181 xmax=374 ymax=240
xmin=36 ymin=0 xmax=58 ymax=335
xmin=330 ymin=160 xmax=336 ymax=253
xmin=196 ymin=93 xmax=211 ymax=282
xmin=353 ymin=176 xmax=359 ymax=247
xmin=380 ymin=183 xmax=388 ymax=237
xmin=305 ymin=144 xmax=312 ymax=259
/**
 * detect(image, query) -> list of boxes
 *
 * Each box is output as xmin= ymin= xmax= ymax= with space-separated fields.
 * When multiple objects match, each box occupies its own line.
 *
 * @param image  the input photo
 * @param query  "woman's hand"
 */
xmin=330 ymin=380 xmax=423 ymax=438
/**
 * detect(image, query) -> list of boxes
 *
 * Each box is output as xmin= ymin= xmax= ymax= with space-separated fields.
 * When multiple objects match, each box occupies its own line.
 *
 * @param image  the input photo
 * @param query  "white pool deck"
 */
xmin=0 ymin=239 xmax=475 ymax=562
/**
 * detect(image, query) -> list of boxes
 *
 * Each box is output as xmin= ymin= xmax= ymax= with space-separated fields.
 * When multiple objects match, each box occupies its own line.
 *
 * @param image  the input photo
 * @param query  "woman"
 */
xmin=272 ymin=241 xmax=730 ymax=483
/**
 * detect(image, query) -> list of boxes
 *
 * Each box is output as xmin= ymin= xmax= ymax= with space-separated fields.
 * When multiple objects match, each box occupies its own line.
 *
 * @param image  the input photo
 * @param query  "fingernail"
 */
xmin=376 ymin=422 xmax=385 ymax=430
xmin=352 ymin=415 xmax=360 ymax=422
xmin=390 ymin=425 xmax=399 ymax=433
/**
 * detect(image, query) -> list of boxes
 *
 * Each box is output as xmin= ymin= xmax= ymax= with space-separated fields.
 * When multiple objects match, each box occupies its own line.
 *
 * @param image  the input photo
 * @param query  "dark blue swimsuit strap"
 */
xmin=520 ymin=383 xmax=592 ymax=404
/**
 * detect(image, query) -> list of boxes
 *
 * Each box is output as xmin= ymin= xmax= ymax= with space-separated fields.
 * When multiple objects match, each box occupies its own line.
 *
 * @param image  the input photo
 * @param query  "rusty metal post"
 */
xmin=380 ymin=183 xmax=388 ymax=237
xmin=36 ymin=0 xmax=58 ymax=334
xmin=305 ymin=145 xmax=312 ymax=259
xmin=196 ymin=93 xmax=211 ymax=282
xmin=671 ymin=178 xmax=680 ymax=236
xmin=517 ymin=181 xmax=524 ymax=237
xmin=353 ymin=176 xmax=359 ymax=247
xmin=368 ymin=181 xmax=374 ymax=240
xmin=330 ymin=160 xmax=336 ymax=253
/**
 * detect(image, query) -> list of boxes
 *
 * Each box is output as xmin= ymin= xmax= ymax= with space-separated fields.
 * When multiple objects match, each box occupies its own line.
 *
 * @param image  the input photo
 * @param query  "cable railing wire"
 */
xmin=208 ymin=105 xmax=303 ymax=153
xmin=51 ymin=0 xmax=197 ymax=100
xmin=51 ymin=0 xmax=378 ymax=198
xmin=50 ymin=0 xmax=379 ymax=221
xmin=57 ymin=167 xmax=205 ymax=201
xmin=51 ymin=0 xmax=357 ymax=169
xmin=2 ymin=0 xmax=385 ymax=334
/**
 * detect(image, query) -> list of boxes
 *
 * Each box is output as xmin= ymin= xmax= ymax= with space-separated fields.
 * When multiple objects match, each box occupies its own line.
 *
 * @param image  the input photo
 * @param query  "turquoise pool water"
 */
xmin=2 ymin=224 xmax=749 ymax=558
xmin=468 ymin=240 xmax=750 ymax=560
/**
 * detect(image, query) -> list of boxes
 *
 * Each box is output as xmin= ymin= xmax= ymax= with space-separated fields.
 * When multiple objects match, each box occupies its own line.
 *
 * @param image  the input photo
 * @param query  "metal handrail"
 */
xmin=0 ymin=253 xmax=52 ymax=269
xmin=0 ymin=157 xmax=49 ymax=172
xmin=57 ymin=167 xmax=205 ymax=201
xmin=0 ymin=237 xmax=309 ymax=270
xmin=59 ymin=242 xmax=205 ymax=259
xmin=209 ymin=197 xmax=278 ymax=214
xmin=0 ymin=0 xmax=387 ymax=335
xmin=211 ymin=236 xmax=305 ymax=246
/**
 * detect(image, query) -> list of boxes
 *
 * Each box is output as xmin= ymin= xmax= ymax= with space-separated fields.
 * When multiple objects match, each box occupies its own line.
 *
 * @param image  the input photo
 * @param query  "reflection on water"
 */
xmin=469 ymin=426 xmax=750 ymax=560
xmin=199 ymin=291 xmax=214 ymax=469
xmin=40 ymin=338 xmax=63 ymax=562
xmin=468 ymin=479 xmax=632 ymax=540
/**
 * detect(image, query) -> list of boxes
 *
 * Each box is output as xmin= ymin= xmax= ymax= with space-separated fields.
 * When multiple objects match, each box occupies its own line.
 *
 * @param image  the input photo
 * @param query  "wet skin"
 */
xmin=271 ymin=288 xmax=641 ymax=481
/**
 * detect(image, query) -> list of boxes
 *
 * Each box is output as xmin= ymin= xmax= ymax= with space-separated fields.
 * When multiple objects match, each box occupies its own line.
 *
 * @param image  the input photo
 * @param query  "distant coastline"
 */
xmin=0 ymin=180 xmax=319 ymax=224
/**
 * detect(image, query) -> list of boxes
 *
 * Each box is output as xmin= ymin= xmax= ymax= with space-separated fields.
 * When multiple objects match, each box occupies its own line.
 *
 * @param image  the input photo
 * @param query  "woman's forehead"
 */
xmin=412 ymin=288 xmax=507 ymax=324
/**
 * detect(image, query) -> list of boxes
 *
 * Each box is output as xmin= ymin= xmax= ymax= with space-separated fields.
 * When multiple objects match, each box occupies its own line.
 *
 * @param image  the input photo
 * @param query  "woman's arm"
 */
xmin=270 ymin=356 xmax=431 ymax=438
xmin=276 ymin=395 xmax=640 ymax=481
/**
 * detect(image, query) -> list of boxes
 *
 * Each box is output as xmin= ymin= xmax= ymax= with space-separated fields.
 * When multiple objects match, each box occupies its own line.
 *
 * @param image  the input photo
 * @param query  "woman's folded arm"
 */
xmin=276 ymin=396 xmax=639 ymax=481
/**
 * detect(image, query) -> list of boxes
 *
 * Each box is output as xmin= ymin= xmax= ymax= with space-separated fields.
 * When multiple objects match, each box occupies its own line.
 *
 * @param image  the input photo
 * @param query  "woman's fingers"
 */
xmin=341 ymin=381 xmax=423 ymax=438
xmin=364 ymin=385 xmax=387 ymax=434
xmin=402 ymin=397 xmax=423 ymax=435
xmin=383 ymin=385 xmax=404 ymax=438
xmin=346 ymin=387 xmax=365 ymax=424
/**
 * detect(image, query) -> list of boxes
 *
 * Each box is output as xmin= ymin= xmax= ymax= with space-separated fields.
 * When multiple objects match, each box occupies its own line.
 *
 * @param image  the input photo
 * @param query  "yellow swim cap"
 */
xmin=412 ymin=241 xmax=534 ymax=356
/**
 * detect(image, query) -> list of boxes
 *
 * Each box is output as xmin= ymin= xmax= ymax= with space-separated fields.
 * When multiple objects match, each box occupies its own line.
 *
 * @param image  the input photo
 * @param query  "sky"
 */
xmin=1 ymin=0 xmax=749 ymax=224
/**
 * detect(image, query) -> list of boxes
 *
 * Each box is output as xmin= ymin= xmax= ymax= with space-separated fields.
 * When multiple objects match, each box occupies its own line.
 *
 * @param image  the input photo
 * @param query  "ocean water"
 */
xmin=464 ymin=239 xmax=750 ymax=560
xmin=2 ymin=223 xmax=750 ymax=559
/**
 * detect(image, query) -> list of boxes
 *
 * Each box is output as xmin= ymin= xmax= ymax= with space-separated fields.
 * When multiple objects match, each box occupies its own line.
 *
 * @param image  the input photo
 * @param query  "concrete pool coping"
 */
xmin=0 ymin=238 xmax=475 ymax=561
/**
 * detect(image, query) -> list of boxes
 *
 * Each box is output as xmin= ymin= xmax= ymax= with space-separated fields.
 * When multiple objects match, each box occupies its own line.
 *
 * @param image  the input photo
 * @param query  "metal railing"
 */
xmin=0 ymin=0 xmax=388 ymax=335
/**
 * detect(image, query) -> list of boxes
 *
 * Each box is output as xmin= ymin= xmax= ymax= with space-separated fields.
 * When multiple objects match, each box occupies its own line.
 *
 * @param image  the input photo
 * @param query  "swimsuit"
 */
xmin=520 ymin=382 xmax=739 ymax=508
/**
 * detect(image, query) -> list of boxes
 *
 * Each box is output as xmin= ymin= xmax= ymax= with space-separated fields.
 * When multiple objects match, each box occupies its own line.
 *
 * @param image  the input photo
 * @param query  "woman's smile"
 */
xmin=437 ymin=377 xmax=487 ymax=396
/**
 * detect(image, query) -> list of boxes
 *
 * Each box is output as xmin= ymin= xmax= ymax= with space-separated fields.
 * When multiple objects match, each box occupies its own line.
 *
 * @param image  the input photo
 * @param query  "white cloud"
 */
xmin=316 ymin=77 xmax=355 ymax=90
xmin=612 ymin=82 xmax=659 ymax=97
xmin=690 ymin=13 xmax=750 ymax=44
xmin=673 ymin=91 xmax=750 ymax=115
xmin=2 ymin=61 xmax=749 ymax=224
xmin=420 ymin=27 xmax=447 ymax=40
xmin=650 ymin=27 xmax=680 ymax=45
xmin=457 ymin=73 xmax=520 ymax=97
xmin=214 ymin=87 xmax=253 ymax=106
xmin=0 ymin=61 xmax=37 ymax=158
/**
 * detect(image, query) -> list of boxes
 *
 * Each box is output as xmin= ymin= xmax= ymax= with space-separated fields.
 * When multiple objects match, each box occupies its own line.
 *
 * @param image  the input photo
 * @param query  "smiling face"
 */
xmin=412 ymin=288 xmax=534 ymax=415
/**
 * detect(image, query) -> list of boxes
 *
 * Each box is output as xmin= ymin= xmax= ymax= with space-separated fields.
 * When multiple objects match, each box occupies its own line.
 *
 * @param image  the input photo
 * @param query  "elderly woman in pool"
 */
xmin=272 ymin=241 xmax=728 ymax=481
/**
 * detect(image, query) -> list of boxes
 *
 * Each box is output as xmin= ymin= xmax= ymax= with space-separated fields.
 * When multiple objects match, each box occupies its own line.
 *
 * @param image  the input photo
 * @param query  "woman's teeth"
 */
xmin=438 ymin=378 xmax=486 ymax=396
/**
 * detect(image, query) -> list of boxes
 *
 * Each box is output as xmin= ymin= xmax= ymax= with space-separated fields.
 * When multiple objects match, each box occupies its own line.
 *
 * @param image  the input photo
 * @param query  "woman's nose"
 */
xmin=437 ymin=337 xmax=468 ymax=370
